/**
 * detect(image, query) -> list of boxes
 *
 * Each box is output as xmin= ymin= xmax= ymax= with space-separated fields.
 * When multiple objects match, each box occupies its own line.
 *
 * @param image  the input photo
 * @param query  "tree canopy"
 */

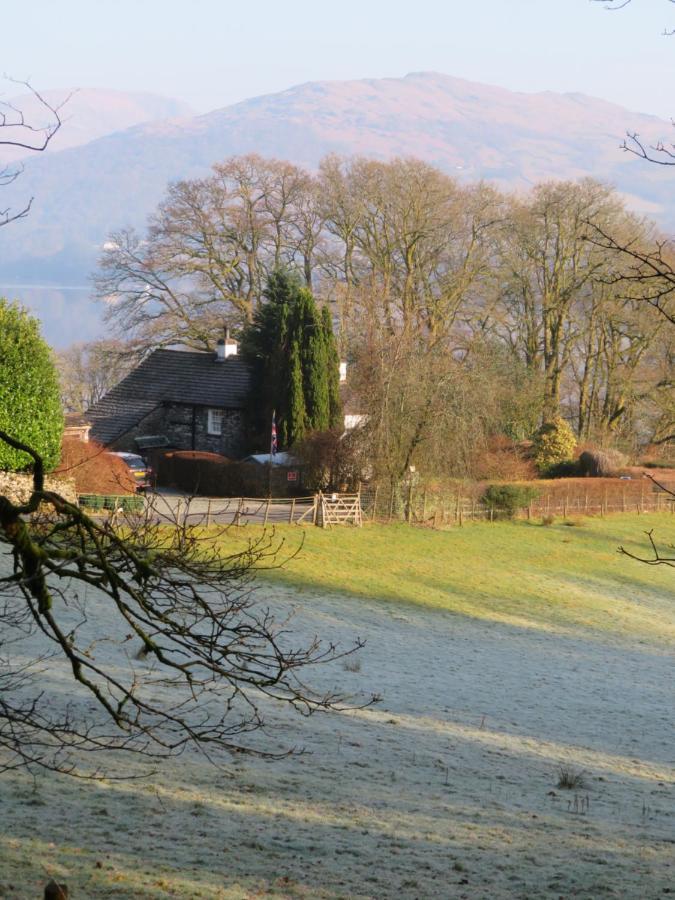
xmin=0 ymin=299 xmax=63 ymax=472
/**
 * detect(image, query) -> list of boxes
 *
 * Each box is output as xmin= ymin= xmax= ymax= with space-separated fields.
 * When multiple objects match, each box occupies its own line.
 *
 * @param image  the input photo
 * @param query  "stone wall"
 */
xmin=110 ymin=403 xmax=247 ymax=459
xmin=0 ymin=471 xmax=77 ymax=505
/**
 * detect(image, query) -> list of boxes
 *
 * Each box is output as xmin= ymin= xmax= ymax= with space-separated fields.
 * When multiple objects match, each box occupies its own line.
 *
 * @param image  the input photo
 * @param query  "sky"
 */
xmin=3 ymin=0 xmax=675 ymax=117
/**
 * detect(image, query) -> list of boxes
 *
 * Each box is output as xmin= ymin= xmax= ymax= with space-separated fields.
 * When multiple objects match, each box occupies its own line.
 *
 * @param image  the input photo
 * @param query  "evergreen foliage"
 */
xmin=242 ymin=271 xmax=342 ymax=448
xmin=481 ymin=483 xmax=540 ymax=517
xmin=323 ymin=305 xmax=343 ymax=429
xmin=533 ymin=416 xmax=577 ymax=473
xmin=0 ymin=299 xmax=64 ymax=472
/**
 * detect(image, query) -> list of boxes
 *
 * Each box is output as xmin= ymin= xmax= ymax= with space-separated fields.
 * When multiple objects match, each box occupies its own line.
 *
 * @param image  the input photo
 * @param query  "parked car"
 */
xmin=106 ymin=452 xmax=153 ymax=491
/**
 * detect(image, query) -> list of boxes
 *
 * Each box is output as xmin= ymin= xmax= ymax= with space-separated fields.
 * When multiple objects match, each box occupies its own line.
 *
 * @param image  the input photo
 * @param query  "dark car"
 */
xmin=107 ymin=452 xmax=153 ymax=491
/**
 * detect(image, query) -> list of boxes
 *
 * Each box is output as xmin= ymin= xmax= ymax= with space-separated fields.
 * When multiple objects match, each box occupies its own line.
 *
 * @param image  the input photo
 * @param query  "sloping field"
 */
xmin=1 ymin=514 xmax=673 ymax=898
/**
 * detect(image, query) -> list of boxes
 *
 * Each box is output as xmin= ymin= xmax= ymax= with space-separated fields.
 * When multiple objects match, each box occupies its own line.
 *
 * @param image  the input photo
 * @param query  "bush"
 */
xmin=156 ymin=451 xmax=303 ymax=497
xmin=294 ymin=427 xmax=368 ymax=492
xmin=0 ymin=299 xmax=63 ymax=472
xmin=578 ymin=448 xmax=627 ymax=478
xmin=481 ymin=483 xmax=540 ymax=517
xmin=156 ymin=450 xmax=231 ymax=495
xmin=533 ymin=417 xmax=577 ymax=473
xmin=472 ymin=434 xmax=537 ymax=481
xmin=545 ymin=458 xmax=581 ymax=479
xmin=56 ymin=438 xmax=137 ymax=495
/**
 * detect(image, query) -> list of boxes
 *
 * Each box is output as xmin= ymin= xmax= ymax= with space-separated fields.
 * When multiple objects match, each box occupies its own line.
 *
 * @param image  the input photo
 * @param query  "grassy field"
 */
xmin=223 ymin=512 xmax=675 ymax=645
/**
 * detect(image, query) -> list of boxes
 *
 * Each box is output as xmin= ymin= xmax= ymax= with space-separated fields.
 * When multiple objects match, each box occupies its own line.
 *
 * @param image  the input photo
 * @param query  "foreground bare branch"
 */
xmin=0 ymin=430 xmax=374 ymax=776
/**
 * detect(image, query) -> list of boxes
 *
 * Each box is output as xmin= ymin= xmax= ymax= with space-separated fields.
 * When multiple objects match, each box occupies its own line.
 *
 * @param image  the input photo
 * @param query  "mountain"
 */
xmin=1 ymin=72 xmax=674 ymax=340
xmin=0 ymin=87 xmax=194 ymax=162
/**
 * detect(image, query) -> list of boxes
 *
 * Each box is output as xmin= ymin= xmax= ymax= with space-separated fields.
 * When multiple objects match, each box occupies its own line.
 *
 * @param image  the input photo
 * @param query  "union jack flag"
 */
xmin=270 ymin=410 xmax=278 ymax=456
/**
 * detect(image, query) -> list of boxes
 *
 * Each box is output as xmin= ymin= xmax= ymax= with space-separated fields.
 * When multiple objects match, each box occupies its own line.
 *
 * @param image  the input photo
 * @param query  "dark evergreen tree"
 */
xmin=301 ymin=291 xmax=330 ymax=433
xmin=242 ymin=270 xmax=342 ymax=449
xmin=287 ymin=334 xmax=308 ymax=445
xmin=322 ymin=305 xmax=343 ymax=429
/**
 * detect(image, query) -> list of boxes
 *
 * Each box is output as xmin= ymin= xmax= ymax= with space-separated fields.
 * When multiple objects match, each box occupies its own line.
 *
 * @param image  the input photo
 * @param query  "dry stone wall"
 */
xmin=0 ymin=471 xmax=77 ymax=505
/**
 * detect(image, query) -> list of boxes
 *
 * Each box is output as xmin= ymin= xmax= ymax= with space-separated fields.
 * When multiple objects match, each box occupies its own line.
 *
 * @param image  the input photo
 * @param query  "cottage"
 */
xmin=86 ymin=338 xmax=251 ymax=457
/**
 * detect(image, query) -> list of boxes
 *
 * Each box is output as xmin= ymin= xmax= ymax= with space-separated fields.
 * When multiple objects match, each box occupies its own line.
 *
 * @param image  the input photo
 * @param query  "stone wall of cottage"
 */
xmin=110 ymin=403 xmax=246 ymax=459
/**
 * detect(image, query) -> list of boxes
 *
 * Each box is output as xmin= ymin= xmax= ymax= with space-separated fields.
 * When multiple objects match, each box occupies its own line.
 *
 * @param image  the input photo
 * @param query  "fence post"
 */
xmin=421 ymin=489 xmax=427 ymax=522
xmin=206 ymin=499 xmax=212 ymax=527
xmin=406 ymin=481 xmax=414 ymax=524
xmin=371 ymin=485 xmax=379 ymax=522
xmin=235 ymin=497 xmax=243 ymax=526
xmin=289 ymin=497 xmax=296 ymax=524
xmin=312 ymin=494 xmax=318 ymax=526
xmin=388 ymin=489 xmax=395 ymax=522
xmin=455 ymin=493 xmax=461 ymax=525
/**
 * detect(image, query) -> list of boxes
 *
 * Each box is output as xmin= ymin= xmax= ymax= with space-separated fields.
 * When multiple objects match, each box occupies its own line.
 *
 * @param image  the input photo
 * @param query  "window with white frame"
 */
xmin=207 ymin=408 xmax=224 ymax=435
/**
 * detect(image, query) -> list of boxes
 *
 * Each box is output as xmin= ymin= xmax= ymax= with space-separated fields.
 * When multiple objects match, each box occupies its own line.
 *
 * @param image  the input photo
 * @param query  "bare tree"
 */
xmin=96 ymin=155 xmax=320 ymax=353
xmin=55 ymin=339 xmax=136 ymax=413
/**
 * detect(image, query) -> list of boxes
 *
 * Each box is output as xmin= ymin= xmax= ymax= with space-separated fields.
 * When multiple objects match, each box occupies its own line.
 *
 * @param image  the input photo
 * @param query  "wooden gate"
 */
xmin=317 ymin=491 xmax=363 ymax=528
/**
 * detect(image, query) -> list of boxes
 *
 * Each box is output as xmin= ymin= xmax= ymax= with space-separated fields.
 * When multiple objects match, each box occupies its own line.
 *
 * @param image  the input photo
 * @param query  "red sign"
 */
xmin=287 ymin=470 xmax=298 ymax=482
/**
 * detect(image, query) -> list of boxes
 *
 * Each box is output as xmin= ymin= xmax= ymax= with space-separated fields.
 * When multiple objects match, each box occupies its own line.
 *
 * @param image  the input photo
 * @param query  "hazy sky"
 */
xmin=4 ymin=0 xmax=675 ymax=116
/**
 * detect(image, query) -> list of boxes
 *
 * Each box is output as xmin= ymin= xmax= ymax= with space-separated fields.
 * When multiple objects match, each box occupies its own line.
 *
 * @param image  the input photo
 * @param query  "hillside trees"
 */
xmin=94 ymin=152 xmax=671 ymax=453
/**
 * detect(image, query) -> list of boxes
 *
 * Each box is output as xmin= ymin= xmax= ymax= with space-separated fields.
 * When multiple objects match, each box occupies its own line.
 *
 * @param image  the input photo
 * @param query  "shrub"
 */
xmin=481 ymin=483 xmax=540 ymax=517
xmin=0 ymin=299 xmax=63 ymax=472
xmin=56 ymin=437 xmax=137 ymax=495
xmin=294 ymin=427 xmax=368 ymax=492
xmin=556 ymin=766 xmax=587 ymax=790
xmin=545 ymin=458 xmax=581 ymax=479
xmin=472 ymin=434 xmax=537 ymax=481
xmin=533 ymin=417 xmax=577 ymax=473
xmin=578 ymin=448 xmax=627 ymax=478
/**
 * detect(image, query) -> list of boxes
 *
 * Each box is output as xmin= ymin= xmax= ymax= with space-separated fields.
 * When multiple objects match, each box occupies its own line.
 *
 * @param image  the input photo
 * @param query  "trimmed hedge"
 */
xmin=79 ymin=494 xmax=145 ymax=513
xmin=156 ymin=450 xmax=303 ymax=497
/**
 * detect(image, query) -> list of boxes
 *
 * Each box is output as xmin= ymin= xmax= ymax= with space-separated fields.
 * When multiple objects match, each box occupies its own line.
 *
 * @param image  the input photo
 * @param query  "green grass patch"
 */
xmin=218 ymin=513 xmax=675 ymax=644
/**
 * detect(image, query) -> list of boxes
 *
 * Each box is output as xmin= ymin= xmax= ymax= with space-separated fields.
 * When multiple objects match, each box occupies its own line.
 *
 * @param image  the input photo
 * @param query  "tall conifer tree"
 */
xmin=322 ymin=305 xmax=343 ymax=429
xmin=242 ymin=270 xmax=342 ymax=449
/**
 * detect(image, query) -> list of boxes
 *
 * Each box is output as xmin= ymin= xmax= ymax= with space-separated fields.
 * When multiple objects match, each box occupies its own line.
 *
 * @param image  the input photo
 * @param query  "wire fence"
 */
xmin=360 ymin=479 xmax=675 ymax=526
xmin=89 ymin=478 xmax=675 ymax=530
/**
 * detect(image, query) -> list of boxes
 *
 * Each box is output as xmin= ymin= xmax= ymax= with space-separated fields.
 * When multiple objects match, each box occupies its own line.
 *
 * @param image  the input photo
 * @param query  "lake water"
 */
xmin=0 ymin=284 xmax=104 ymax=347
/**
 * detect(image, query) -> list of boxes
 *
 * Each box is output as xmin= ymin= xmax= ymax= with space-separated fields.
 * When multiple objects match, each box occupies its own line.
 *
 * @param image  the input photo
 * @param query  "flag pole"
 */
xmin=268 ymin=409 xmax=276 ymax=498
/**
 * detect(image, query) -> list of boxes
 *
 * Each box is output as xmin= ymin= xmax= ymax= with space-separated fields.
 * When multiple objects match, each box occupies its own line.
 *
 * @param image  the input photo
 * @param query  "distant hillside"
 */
xmin=0 ymin=87 xmax=193 ymax=162
xmin=1 ymin=71 xmax=674 ymax=289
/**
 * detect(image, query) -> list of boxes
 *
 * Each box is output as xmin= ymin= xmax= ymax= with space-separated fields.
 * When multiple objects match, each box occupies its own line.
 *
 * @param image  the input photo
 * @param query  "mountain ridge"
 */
xmin=1 ymin=71 xmax=674 ymax=291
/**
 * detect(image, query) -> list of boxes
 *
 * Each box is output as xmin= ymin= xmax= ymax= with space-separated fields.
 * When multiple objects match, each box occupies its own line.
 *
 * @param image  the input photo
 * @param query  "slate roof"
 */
xmin=87 ymin=348 xmax=251 ymax=445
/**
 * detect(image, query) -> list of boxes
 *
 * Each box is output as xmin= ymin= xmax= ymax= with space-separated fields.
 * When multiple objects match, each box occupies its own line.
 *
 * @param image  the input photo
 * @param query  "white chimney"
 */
xmin=215 ymin=332 xmax=238 ymax=361
xmin=339 ymin=361 xmax=347 ymax=383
